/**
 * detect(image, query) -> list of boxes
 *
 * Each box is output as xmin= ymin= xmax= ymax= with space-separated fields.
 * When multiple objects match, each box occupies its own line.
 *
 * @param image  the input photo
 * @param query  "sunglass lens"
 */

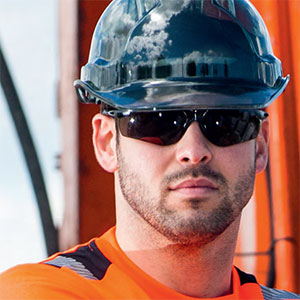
xmin=118 ymin=111 xmax=187 ymax=146
xmin=200 ymin=110 xmax=261 ymax=146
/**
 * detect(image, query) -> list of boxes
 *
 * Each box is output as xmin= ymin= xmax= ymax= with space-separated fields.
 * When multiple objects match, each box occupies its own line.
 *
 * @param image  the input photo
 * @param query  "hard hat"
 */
xmin=74 ymin=0 xmax=289 ymax=113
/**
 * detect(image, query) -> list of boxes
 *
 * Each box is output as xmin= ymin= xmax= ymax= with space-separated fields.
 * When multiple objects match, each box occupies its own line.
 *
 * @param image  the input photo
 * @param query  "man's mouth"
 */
xmin=169 ymin=178 xmax=218 ymax=196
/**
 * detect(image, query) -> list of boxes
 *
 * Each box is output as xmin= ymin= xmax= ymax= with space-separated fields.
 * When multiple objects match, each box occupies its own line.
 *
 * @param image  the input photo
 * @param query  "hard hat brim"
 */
xmin=74 ymin=76 xmax=289 ymax=111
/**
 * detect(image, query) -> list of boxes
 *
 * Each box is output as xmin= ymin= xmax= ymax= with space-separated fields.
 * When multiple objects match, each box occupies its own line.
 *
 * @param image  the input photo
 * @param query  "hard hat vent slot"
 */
xmin=187 ymin=62 xmax=196 ymax=77
xmin=155 ymin=63 xmax=172 ymax=78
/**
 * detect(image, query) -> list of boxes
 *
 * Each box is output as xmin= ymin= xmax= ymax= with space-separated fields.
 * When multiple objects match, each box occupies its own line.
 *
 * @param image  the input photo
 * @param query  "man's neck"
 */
xmin=116 ymin=204 xmax=240 ymax=298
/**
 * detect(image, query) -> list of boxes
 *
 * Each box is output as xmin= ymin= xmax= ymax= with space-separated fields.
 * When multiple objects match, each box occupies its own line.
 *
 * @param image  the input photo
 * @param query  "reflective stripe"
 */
xmin=260 ymin=285 xmax=300 ymax=299
xmin=42 ymin=239 xmax=112 ymax=280
xmin=44 ymin=256 xmax=98 ymax=280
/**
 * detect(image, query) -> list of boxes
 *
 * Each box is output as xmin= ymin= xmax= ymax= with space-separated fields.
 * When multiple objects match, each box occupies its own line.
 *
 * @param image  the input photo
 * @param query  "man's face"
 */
xmin=115 ymin=120 xmax=263 ymax=246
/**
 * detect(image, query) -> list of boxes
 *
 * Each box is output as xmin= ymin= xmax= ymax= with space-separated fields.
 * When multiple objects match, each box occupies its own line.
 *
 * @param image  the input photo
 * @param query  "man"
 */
xmin=0 ymin=0 xmax=299 ymax=299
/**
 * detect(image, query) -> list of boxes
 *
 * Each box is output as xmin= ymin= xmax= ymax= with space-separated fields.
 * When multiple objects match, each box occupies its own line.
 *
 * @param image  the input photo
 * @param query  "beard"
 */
xmin=116 ymin=141 xmax=256 ymax=246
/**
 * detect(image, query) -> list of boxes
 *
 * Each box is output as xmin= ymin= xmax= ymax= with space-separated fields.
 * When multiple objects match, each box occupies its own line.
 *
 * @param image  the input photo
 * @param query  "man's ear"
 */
xmin=255 ymin=118 xmax=270 ymax=174
xmin=92 ymin=113 xmax=118 ymax=173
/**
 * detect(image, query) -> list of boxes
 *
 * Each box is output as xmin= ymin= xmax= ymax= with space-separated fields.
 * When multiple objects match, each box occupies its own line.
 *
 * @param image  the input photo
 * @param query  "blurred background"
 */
xmin=0 ymin=0 xmax=299 ymax=294
xmin=0 ymin=0 xmax=62 ymax=271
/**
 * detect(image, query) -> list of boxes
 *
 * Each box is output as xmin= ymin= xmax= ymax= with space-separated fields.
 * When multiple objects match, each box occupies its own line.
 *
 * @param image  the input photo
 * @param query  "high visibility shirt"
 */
xmin=0 ymin=227 xmax=299 ymax=299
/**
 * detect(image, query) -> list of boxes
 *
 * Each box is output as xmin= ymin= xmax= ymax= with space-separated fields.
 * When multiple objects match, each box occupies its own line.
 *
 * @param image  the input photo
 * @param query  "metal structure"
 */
xmin=0 ymin=44 xmax=58 ymax=256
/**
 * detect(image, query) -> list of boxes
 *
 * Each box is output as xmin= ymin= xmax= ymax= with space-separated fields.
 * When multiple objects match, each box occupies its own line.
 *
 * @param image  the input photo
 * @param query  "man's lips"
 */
xmin=169 ymin=178 xmax=218 ymax=191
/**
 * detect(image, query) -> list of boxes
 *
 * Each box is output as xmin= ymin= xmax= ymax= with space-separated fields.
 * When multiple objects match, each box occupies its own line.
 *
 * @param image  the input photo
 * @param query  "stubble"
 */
xmin=116 ymin=138 xmax=256 ymax=246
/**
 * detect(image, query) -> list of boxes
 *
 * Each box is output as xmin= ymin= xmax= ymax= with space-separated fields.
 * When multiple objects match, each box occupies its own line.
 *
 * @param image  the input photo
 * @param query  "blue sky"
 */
xmin=0 ymin=0 xmax=62 ymax=272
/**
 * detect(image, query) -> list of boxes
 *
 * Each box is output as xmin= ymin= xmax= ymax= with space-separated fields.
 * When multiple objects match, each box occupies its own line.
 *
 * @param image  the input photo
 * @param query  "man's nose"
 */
xmin=175 ymin=121 xmax=213 ymax=165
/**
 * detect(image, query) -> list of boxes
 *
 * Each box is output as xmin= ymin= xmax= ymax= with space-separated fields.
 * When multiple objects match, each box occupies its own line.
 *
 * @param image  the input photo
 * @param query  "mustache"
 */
xmin=163 ymin=165 xmax=227 ymax=187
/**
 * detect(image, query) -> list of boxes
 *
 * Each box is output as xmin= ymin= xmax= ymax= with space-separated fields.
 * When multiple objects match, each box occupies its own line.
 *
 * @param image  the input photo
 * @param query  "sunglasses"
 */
xmin=106 ymin=108 xmax=268 ymax=147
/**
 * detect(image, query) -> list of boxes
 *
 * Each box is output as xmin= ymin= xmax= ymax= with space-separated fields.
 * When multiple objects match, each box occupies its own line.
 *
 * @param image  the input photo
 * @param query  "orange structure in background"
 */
xmin=235 ymin=0 xmax=300 ymax=293
xmin=58 ymin=0 xmax=300 ymax=294
xmin=58 ymin=0 xmax=115 ymax=252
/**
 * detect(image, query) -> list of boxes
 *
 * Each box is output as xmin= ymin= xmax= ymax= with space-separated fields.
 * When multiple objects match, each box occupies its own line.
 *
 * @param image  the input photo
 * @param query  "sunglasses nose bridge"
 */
xmin=185 ymin=110 xmax=206 ymax=130
xmin=180 ymin=111 xmax=208 ymax=142
xmin=184 ymin=110 xmax=200 ymax=128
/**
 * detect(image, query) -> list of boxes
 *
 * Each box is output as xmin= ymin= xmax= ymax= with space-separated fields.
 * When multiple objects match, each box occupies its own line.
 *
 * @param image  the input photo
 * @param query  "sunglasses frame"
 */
xmin=101 ymin=104 xmax=268 ymax=147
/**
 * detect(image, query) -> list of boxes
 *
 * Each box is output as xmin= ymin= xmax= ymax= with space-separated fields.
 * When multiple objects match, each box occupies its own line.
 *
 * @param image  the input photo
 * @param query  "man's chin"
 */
xmin=152 ymin=218 xmax=231 ymax=246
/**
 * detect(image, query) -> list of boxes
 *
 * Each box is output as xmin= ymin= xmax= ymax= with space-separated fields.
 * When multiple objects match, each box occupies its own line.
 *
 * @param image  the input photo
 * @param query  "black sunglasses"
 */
xmin=106 ymin=108 xmax=268 ymax=147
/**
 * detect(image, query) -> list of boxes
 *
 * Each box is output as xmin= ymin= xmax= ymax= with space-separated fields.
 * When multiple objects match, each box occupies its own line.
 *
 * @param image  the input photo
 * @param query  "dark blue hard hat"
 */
xmin=74 ymin=0 xmax=289 ymax=113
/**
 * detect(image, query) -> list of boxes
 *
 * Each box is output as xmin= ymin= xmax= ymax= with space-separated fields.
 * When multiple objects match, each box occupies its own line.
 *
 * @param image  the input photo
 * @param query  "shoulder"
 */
xmin=260 ymin=285 xmax=300 ymax=300
xmin=235 ymin=267 xmax=300 ymax=300
xmin=0 ymin=262 xmax=98 ymax=299
xmin=0 ymin=263 xmax=62 ymax=284
xmin=0 ymin=235 xmax=114 ymax=299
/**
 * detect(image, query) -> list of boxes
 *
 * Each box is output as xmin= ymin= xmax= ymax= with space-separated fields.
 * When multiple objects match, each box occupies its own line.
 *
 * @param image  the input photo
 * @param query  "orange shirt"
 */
xmin=0 ymin=227 xmax=267 ymax=299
